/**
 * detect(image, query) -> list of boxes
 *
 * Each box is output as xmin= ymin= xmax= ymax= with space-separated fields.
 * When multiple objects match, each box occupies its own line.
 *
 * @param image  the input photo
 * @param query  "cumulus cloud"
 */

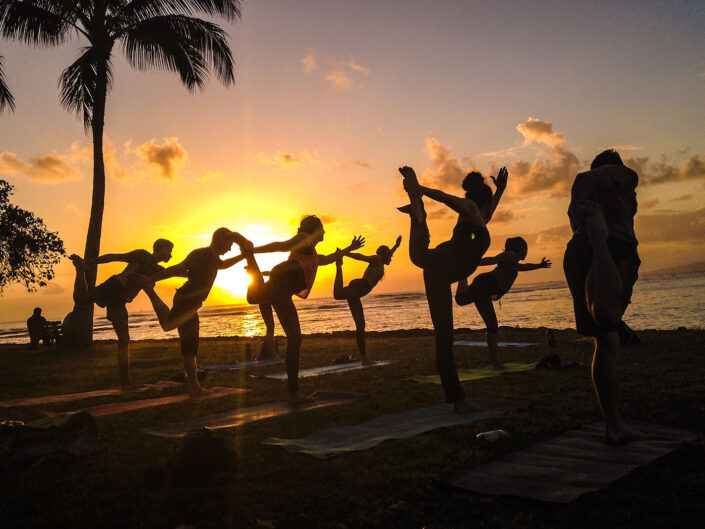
xmin=625 ymin=153 xmax=705 ymax=186
xmin=421 ymin=137 xmax=473 ymax=190
xmin=498 ymin=117 xmax=580 ymax=196
xmin=127 ymin=137 xmax=187 ymax=181
xmin=256 ymin=150 xmax=320 ymax=168
xmin=0 ymin=142 xmax=89 ymax=182
xmin=302 ymin=48 xmax=369 ymax=92
xmin=491 ymin=210 xmax=516 ymax=223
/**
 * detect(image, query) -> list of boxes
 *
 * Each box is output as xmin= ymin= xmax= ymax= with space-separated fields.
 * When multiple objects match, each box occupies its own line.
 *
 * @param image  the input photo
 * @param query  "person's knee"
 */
xmin=590 ymin=301 xmax=623 ymax=331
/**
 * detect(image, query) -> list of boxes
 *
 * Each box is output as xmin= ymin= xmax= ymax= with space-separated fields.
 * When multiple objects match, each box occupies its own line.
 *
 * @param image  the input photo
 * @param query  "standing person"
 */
xmin=141 ymin=228 xmax=250 ymax=397
xmin=333 ymin=235 xmax=402 ymax=364
xmin=398 ymin=166 xmax=507 ymax=413
xmin=241 ymin=215 xmax=364 ymax=405
xmin=68 ymin=239 xmax=174 ymax=388
xmin=563 ymin=149 xmax=641 ymax=444
xmin=455 ymin=237 xmax=551 ymax=369
xmin=27 ymin=308 xmax=47 ymax=348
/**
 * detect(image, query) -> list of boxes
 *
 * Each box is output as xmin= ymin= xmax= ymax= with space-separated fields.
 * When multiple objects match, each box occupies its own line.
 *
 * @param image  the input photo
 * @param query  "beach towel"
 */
xmin=262 ymin=397 xmax=527 ymax=458
xmin=0 ymin=381 xmax=182 ymax=408
xmin=442 ymin=422 xmax=699 ymax=503
xmin=408 ymin=362 xmax=536 ymax=384
xmin=257 ymin=359 xmax=398 ymax=380
xmin=141 ymin=391 xmax=364 ymax=438
xmin=41 ymin=387 xmax=247 ymax=418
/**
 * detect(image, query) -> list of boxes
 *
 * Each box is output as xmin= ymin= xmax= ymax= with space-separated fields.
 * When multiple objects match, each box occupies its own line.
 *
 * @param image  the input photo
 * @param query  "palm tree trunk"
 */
xmin=63 ymin=57 xmax=109 ymax=350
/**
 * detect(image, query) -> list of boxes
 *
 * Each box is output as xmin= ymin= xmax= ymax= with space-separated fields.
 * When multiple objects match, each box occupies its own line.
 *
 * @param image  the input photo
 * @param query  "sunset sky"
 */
xmin=1 ymin=0 xmax=703 ymax=322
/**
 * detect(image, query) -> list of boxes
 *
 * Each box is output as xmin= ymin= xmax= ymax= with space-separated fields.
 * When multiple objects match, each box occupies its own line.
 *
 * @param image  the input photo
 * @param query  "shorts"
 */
xmin=169 ymin=290 xmax=203 ymax=356
xmin=342 ymin=278 xmax=373 ymax=299
xmin=95 ymin=276 xmax=129 ymax=323
xmin=563 ymin=236 xmax=640 ymax=336
xmin=455 ymin=273 xmax=501 ymax=306
xmin=266 ymin=260 xmax=307 ymax=299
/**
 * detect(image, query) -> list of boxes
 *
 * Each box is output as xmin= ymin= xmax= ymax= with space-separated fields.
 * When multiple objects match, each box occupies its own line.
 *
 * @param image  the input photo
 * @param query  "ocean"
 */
xmin=1 ymin=272 xmax=703 ymax=345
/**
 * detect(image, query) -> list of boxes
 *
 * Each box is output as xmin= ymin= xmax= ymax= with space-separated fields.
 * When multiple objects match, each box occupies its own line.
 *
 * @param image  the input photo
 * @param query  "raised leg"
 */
xmin=244 ymin=253 xmax=270 ymax=305
xmin=333 ymin=257 xmax=345 ymax=300
xmin=142 ymin=286 xmax=175 ymax=331
xmin=69 ymin=254 xmax=93 ymax=304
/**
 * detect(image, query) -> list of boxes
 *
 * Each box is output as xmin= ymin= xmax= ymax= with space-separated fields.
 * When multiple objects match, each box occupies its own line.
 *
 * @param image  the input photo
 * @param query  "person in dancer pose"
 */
xmin=241 ymin=215 xmax=364 ymax=405
xmin=333 ymin=235 xmax=402 ymax=364
xmin=563 ymin=149 xmax=641 ymax=444
xmin=398 ymin=165 xmax=507 ymax=413
xmin=140 ymin=228 xmax=251 ymax=397
xmin=455 ymin=237 xmax=551 ymax=369
xmin=68 ymin=239 xmax=174 ymax=388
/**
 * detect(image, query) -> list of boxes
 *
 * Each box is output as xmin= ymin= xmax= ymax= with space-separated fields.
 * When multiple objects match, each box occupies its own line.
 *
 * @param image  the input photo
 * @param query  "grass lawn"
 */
xmin=1 ymin=327 xmax=704 ymax=528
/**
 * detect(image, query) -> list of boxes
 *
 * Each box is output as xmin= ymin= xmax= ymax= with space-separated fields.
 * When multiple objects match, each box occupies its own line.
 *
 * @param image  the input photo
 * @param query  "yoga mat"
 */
xmin=42 ymin=387 xmax=248 ymax=418
xmin=258 ymin=359 xmax=399 ymax=380
xmin=442 ymin=422 xmax=699 ymax=503
xmin=427 ymin=340 xmax=538 ymax=347
xmin=262 ymin=397 xmax=528 ymax=458
xmin=141 ymin=391 xmax=365 ymax=439
xmin=0 ymin=381 xmax=182 ymax=408
xmin=408 ymin=362 xmax=536 ymax=384
xmin=198 ymin=358 xmax=284 ymax=373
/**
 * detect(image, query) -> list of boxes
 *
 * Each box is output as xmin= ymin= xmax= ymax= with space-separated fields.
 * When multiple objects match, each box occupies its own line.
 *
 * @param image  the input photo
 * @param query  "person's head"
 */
xmin=505 ymin=236 xmax=528 ymax=260
xmin=462 ymin=171 xmax=493 ymax=208
xmin=152 ymin=238 xmax=174 ymax=263
xmin=211 ymin=227 xmax=235 ymax=255
xmin=33 ymin=307 xmax=42 ymax=316
xmin=590 ymin=149 xmax=623 ymax=170
xmin=298 ymin=215 xmax=325 ymax=244
xmin=376 ymin=245 xmax=392 ymax=265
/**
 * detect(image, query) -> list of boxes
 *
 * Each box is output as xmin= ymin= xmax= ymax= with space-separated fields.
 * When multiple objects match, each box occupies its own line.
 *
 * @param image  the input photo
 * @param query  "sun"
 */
xmin=214 ymin=266 xmax=252 ymax=298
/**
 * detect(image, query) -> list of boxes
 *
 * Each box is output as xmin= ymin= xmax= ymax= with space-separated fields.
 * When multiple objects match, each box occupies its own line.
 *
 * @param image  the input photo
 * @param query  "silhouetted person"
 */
xmin=456 ymin=237 xmax=551 ymax=369
xmin=27 ymin=307 xmax=47 ymax=348
xmin=69 ymin=239 xmax=174 ymax=388
xmin=398 ymin=166 xmax=507 ymax=413
xmin=563 ymin=149 xmax=640 ymax=444
xmin=333 ymin=235 xmax=402 ymax=364
xmin=241 ymin=215 xmax=364 ymax=405
xmin=141 ymin=228 xmax=250 ymax=397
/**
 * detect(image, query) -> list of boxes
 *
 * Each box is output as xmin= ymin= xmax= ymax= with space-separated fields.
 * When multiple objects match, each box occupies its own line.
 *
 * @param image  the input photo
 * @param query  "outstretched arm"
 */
xmin=390 ymin=235 xmax=402 ymax=256
xmin=485 ymin=167 xmax=508 ymax=222
xmin=90 ymin=252 xmax=132 ymax=265
xmin=151 ymin=260 xmax=189 ymax=281
xmin=418 ymin=185 xmax=476 ymax=216
xmin=219 ymin=254 xmax=247 ymax=270
xmin=253 ymin=233 xmax=307 ymax=254
xmin=319 ymin=235 xmax=365 ymax=266
xmin=517 ymin=257 xmax=552 ymax=271
xmin=345 ymin=252 xmax=379 ymax=264
xmin=478 ymin=251 xmax=519 ymax=266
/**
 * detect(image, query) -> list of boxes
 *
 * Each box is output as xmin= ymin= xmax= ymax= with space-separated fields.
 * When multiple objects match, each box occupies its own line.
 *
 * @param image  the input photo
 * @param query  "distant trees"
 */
xmin=0 ymin=179 xmax=64 ymax=294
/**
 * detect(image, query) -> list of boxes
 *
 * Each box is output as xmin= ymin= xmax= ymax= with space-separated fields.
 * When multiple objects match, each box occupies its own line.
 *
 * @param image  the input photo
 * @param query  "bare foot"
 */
xmin=188 ymin=387 xmax=214 ymax=399
xmin=454 ymin=398 xmax=485 ymax=414
xmin=288 ymin=392 xmax=315 ymax=407
xmin=605 ymin=420 xmax=641 ymax=445
xmin=579 ymin=200 xmax=610 ymax=241
xmin=69 ymin=254 xmax=89 ymax=271
xmin=360 ymin=355 xmax=375 ymax=366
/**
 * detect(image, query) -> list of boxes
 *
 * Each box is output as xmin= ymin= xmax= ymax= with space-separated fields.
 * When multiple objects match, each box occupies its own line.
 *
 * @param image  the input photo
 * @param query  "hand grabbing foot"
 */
xmin=69 ymin=254 xmax=89 ymax=271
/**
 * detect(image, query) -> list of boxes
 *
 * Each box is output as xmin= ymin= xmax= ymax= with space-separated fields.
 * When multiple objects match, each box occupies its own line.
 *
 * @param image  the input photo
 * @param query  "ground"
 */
xmin=0 ymin=327 xmax=704 ymax=528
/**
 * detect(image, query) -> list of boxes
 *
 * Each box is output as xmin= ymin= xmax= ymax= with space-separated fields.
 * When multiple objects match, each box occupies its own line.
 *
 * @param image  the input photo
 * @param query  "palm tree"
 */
xmin=0 ymin=55 xmax=14 ymax=112
xmin=0 ymin=1 xmax=241 ymax=347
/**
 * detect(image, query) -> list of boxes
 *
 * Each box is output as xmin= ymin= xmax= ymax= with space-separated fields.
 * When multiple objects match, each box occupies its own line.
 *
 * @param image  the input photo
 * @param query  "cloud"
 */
xmin=197 ymin=170 xmax=224 ymax=182
xmin=256 ymin=150 xmax=320 ymax=168
xmin=128 ymin=137 xmax=187 ymax=181
xmin=421 ymin=137 xmax=472 ymax=190
xmin=0 ymin=141 xmax=89 ymax=182
xmin=333 ymin=159 xmax=371 ymax=170
xmin=288 ymin=214 xmax=336 ymax=226
xmin=491 ymin=210 xmax=515 ymax=223
xmin=302 ymin=48 xmax=370 ymax=92
xmin=641 ymin=198 xmax=660 ymax=209
xmin=670 ymin=194 xmax=693 ymax=202
xmin=625 ymin=153 xmax=705 ymax=186
xmin=635 ymin=208 xmax=705 ymax=244
xmin=498 ymin=118 xmax=580 ymax=196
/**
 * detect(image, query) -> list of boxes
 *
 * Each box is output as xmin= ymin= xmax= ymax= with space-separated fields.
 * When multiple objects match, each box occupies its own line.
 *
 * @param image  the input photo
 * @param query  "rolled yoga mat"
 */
xmin=441 ymin=422 xmax=699 ymax=503
xmin=141 ymin=391 xmax=365 ymax=439
xmin=263 ymin=397 xmax=528 ymax=458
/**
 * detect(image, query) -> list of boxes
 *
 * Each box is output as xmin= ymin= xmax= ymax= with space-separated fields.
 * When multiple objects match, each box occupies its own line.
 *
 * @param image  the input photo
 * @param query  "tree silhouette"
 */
xmin=0 ymin=179 xmax=64 ymax=293
xmin=0 ymin=1 xmax=241 ymax=347
xmin=0 ymin=55 xmax=14 ymax=112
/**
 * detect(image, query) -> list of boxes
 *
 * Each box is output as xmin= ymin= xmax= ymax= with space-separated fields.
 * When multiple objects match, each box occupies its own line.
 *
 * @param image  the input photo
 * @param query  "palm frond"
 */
xmin=0 ymin=55 xmax=15 ymax=112
xmin=121 ymin=14 xmax=234 ymax=90
xmin=118 ymin=0 xmax=241 ymax=23
xmin=0 ymin=1 xmax=75 ymax=46
xmin=59 ymin=47 xmax=113 ymax=130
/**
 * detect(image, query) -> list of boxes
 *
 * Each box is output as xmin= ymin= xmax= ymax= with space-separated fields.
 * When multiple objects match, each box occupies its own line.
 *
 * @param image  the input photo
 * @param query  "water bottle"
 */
xmin=476 ymin=429 xmax=509 ymax=442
